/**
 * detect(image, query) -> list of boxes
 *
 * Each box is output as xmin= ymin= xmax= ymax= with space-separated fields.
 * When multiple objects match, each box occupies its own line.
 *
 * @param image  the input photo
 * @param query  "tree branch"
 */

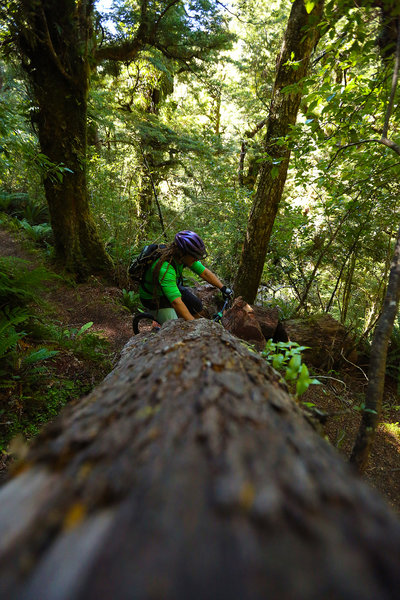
xmin=40 ymin=7 xmax=73 ymax=81
xmin=140 ymin=148 xmax=167 ymax=242
xmin=95 ymin=0 xmax=149 ymax=62
xmin=155 ymin=0 xmax=181 ymax=27
xmin=327 ymin=21 xmax=400 ymax=168
xmin=95 ymin=31 xmax=146 ymax=62
xmin=326 ymin=139 xmax=384 ymax=169
xmin=378 ymin=136 xmax=400 ymax=156
xmin=245 ymin=118 xmax=268 ymax=139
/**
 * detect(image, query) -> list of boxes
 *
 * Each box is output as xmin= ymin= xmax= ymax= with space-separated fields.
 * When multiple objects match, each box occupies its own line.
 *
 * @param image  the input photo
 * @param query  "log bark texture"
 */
xmin=0 ymin=320 xmax=399 ymax=600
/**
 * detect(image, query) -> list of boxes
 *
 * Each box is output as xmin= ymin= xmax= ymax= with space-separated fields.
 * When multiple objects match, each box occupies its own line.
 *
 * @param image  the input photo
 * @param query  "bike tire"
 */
xmin=132 ymin=312 xmax=161 ymax=335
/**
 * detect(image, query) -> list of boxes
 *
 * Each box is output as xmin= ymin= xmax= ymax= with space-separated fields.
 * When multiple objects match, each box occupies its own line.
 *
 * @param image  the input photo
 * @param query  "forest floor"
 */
xmin=303 ymin=374 xmax=400 ymax=514
xmin=1 ymin=226 xmax=399 ymax=515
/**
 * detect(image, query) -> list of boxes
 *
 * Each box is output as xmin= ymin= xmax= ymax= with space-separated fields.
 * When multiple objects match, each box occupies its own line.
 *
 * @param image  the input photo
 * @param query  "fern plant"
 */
xmin=19 ymin=219 xmax=53 ymax=245
xmin=0 ymin=306 xmax=29 ymax=366
xmin=0 ymin=256 xmax=56 ymax=309
xmin=120 ymin=288 xmax=140 ymax=312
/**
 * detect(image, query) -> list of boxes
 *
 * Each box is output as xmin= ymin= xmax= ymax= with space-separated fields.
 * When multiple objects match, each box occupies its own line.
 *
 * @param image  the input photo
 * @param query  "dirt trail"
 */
xmin=0 ymin=228 xmax=133 ymax=351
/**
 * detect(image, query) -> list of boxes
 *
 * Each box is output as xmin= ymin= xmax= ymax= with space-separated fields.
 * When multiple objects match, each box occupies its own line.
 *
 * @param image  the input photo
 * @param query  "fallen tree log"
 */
xmin=281 ymin=314 xmax=358 ymax=369
xmin=0 ymin=319 xmax=399 ymax=600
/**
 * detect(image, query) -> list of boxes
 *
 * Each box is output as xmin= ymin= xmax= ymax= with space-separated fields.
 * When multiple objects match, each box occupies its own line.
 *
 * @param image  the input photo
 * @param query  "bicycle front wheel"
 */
xmin=132 ymin=313 xmax=161 ymax=334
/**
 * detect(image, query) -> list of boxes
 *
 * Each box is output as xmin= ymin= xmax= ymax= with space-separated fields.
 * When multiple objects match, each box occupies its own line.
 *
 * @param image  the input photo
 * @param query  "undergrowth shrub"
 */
xmin=30 ymin=320 xmax=112 ymax=362
xmin=19 ymin=220 xmax=53 ymax=246
xmin=120 ymin=288 xmax=141 ymax=312
xmin=0 ymin=256 xmax=55 ymax=309
xmin=0 ymin=257 xmax=112 ymax=452
xmin=0 ymin=191 xmax=49 ymax=225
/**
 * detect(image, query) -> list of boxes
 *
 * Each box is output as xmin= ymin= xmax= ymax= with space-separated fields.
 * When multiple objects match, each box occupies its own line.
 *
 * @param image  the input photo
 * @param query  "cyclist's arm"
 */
xmin=200 ymin=267 xmax=223 ymax=289
xmin=171 ymin=297 xmax=195 ymax=320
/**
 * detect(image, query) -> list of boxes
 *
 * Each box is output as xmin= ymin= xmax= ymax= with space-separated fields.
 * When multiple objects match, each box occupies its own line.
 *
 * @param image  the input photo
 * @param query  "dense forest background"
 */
xmin=1 ymin=0 xmax=399 ymax=325
xmin=0 ymin=0 xmax=400 ymax=473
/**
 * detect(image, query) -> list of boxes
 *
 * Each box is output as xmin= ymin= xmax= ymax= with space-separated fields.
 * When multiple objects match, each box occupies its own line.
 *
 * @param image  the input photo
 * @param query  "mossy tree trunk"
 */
xmin=35 ymin=62 xmax=113 ymax=277
xmin=234 ymin=0 xmax=324 ymax=303
xmin=11 ymin=0 xmax=113 ymax=277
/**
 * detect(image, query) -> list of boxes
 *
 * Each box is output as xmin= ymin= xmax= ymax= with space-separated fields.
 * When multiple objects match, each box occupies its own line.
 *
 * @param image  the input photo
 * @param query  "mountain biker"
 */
xmin=139 ymin=230 xmax=233 ymax=324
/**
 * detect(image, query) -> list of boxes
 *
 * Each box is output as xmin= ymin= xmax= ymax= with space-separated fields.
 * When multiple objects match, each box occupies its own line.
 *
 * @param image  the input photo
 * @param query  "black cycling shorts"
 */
xmin=141 ymin=286 xmax=203 ymax=316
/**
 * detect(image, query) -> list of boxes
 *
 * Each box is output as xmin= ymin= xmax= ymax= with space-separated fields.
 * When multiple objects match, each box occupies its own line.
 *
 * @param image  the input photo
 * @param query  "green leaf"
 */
xmin=272 ymin=354 xmax=285 ymax=369
xmin=298 ymin=363 xmax=310 ymax=379
xmin=22 ymin=348 xmax=59 ymax=365
xmin=296 ymin=378 xmax=310 ymax=396
xmin=271 ymin=166 xmax=280 ymax=179
xmin=76 ymin=322 xmax=94 ymax=336
xmin=285 ymin=368 xmax=298 ymax=381
xmin=288 ymin=354 xmax=302 ymax=372
xmin=305 ymin=1 xmax=315 ymax=14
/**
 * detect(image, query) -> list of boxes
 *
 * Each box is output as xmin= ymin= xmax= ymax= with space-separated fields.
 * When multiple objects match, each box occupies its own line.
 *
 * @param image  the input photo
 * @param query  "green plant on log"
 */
xmin=262 ymin=340 xmax=320 ymax=397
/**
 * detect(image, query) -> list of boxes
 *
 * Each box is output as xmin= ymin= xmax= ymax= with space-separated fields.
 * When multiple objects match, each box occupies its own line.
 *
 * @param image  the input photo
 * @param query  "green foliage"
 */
xmin=0 ymin=377 xmax=93 ymax=453
xmin=0 ymin=191 xmax=49 ymax=225
xmin=262 ymin=340 xmax=320 ymax=397
xmin=35 ymin=153 xmax=74 ymax=183
xmin=19 ymin=220 xmax=53 ymax=245
xmin=0 ymin=252 xmax=112 ymax=451
xmin=0 ymin=315 xmax=112 ymax=451
xmin=0 ymin=257 xmax=56 ymax=309
xmin=0 ymin=306 xmax=29 ymax=367
xmin=30 ymin=320 xmax=111 ymax=362
xmin=120 ymin=288 xmax=140 ymax=312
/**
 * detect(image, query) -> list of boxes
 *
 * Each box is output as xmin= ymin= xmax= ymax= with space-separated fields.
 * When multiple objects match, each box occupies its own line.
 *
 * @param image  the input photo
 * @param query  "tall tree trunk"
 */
xmin=36 ymin=69 xmax=113 ymax=277
xmin=340 ymin=250 xmax=356 ymax=324
xmin=1 ymin=320 xmax=400 ymax=599
xmin=234 ymin=0 xmax=324 ymax=303
xmin=350 ymin=223 xmax=400 ymax=472
xmin=15 ymin=0 xmax=113 ymax=278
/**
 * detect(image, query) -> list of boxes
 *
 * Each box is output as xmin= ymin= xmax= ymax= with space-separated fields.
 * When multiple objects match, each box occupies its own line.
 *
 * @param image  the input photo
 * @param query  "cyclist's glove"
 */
xmin=221 ymin=285 xmax=233 ymax=299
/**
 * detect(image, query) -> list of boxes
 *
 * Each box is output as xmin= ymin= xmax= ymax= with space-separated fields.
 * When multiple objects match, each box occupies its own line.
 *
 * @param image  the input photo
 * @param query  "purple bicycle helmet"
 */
xmin=174 ymin=230 xmax=208 ymax=260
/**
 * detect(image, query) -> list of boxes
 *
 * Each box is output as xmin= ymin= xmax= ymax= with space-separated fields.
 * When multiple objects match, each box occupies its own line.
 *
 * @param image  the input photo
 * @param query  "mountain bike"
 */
xmin=132 ymin=293 xmax=233 ymax=334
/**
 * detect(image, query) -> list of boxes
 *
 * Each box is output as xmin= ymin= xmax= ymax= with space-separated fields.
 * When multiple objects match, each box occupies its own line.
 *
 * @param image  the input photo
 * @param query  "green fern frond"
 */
xmin=0 ymin=257 xmax=57 ymax=309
